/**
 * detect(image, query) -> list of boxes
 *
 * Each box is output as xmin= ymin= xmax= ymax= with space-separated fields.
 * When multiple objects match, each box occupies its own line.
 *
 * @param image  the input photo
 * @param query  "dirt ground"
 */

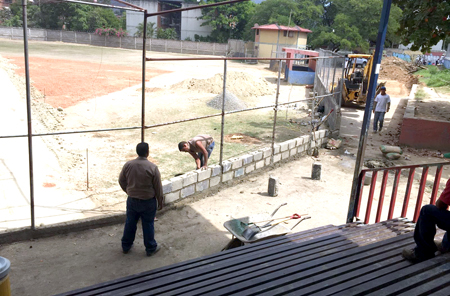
xmin=1 ymin=42 xmax=450 ymax=295
xmin=414 ymin=86 xmax=450 ymax=122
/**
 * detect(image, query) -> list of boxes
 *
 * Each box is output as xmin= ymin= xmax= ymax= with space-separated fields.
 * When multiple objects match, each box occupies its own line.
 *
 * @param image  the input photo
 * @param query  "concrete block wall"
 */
xmin=162 ymin=131 xmax=328 ymax=204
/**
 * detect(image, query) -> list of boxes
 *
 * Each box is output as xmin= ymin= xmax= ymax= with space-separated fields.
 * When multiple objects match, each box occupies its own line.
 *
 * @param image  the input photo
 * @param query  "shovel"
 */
xmin=242 ymin=213 xmax=306 ymax=240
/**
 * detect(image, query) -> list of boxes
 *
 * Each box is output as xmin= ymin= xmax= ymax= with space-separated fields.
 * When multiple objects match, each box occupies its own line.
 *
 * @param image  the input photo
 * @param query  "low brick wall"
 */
xmin=162 ymin=130 xmax=328 ymax=204
xmin=399 ymin=85 xmax=450 ymax=151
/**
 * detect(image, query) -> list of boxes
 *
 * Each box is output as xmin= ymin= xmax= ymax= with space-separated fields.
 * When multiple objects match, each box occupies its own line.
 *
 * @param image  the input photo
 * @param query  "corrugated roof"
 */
xmin=252 ymin=23 xmax=312 ymax=33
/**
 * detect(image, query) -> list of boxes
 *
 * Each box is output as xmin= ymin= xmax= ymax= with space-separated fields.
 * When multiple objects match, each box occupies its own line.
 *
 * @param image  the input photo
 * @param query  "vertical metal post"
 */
xmin=347 ymin=0 xmax=393 ymax=223
xmin=219 ymin=60 xmax=227 ymax=168
xmin=86 ymin=148 xmax=89 ymax=190
xmin=388 ymin=169 xmax=401 ymax=219
xmin=414 ymin=167 xmax=429 ymax=222
xmin=430 ymin=165 xmax=443 ymax=205
xmin=22 ymin=0 xmax=35 ymax=230
xmin=141 ymin=11 xmax=148 ymax=142
xmin=375 ymin=170 xmax=389 ymax=223
xmin=271 ymin=60 xmax=282 ymax=160
xmin=364 ymin=170 xmax=378 ymax=224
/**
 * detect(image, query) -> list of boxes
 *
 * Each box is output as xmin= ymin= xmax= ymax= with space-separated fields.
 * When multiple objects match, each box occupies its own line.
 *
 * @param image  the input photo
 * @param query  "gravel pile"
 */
xmin=207 ymin=91 xmax=247 ymax=111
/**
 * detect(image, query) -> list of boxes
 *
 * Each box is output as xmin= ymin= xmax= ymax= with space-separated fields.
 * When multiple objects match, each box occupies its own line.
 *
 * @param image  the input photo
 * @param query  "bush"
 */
xmin=156 ymin=28 xmax=177 ymax=40
xmin=95 ymin=28 xmax=128 ymax=37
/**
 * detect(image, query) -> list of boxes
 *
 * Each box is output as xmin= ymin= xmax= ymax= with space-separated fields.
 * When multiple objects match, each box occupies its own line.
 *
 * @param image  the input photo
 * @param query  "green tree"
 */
xmin=134 ymin=22 xmax=156 ymax=38
xmin=156 ymin=27 xmax=177 ymax=40
xmin=199 ymin=0 xmax=256 ymax=43
xmin=393 ymin=0 xmax=450 ymax=51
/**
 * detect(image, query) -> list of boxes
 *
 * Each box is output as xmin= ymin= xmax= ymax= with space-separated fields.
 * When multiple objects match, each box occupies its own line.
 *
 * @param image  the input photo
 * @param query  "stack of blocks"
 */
xmin=163 ymin=130 xmax=328 ymax=204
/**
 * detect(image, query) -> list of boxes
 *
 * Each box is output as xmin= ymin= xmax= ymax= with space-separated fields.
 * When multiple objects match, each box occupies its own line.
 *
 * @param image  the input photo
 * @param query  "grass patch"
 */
xmin=414 ymin=89 xmax=427 ymax=100
xmin=415 ymin=66 xmax=450 ymax=88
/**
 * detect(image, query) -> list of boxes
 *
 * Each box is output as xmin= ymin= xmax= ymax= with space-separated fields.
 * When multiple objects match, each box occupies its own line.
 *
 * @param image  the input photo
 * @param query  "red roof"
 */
xmin=252 ymin=24 xmax=312 ymax=33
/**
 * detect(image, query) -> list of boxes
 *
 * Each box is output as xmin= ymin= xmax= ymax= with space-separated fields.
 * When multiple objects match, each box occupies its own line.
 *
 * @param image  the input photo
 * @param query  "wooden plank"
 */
xmin=427 ymin=285 xmax=450 ymax=296
xmin=396 ymin=273 xmax=450 ymax=296
xmin=238 ymin=242 xmax=416 ymax=296
xmin=110 ymin=224 xmax=406 ymax=296
xmin=332 ymin=253 xmax=450 ymax=296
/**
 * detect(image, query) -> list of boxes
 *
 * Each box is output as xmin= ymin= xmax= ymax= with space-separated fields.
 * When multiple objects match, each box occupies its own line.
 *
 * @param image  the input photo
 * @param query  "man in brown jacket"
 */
xmin=119 ymin=142 xmax=164 ymax=256
xmin=178 ymin=134 xmax=215 ymax=169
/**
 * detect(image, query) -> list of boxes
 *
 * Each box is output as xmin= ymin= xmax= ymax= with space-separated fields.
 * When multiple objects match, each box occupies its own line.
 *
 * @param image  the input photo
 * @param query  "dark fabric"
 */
xmin=373 ymin=111 xmax=385 ymax=131
xmin=118 ymin=157 xmax=163 ymax=201
xmin=121 ymin=197 xmax=158 ymax=253
xmin=414 ymin=204 xmax=450 ymax=259
xmin=439 ymin=178 xmax=450 ymax=205
xmin=198 ymin=141 xmax=215 ymax=167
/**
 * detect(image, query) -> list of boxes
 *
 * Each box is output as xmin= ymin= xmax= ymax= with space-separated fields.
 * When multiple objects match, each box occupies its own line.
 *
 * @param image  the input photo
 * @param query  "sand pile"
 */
xmin=207 ymin=91 xmax=247 ymax=111
xmin=173 ymin=71 xmax=275 ymax=97
xmin=379 ymin=57 xmax=419 ymax=89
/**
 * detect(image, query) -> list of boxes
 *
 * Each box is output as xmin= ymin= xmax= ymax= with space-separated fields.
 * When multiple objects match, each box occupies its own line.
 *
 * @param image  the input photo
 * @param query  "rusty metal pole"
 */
xmin=347 ymin=0 xmax=393 ymax=223
xmin=219 ymin=59 xmax=227 ymax=168
xmin=22 ymin=0 xmax=35 ymax=230
xmin=271 ymin=60 xmax=282 ymax=161
xmin=141 ymin=11 xmax=147 ymax=142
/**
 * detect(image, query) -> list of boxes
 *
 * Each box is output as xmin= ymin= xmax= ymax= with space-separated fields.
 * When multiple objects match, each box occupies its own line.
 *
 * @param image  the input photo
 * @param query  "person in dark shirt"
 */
xmin=119 ymin=142 xmax=164 ymax=256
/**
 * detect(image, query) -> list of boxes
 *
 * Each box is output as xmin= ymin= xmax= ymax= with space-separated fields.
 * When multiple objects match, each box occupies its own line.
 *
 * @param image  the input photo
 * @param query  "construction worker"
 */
xmin=372 ymin=86 xmax=390 ymax=133
xmin=119 ymin=142 xmax=164 ymax=256
xmin=178 ymin=135 xmax=215 ymax=169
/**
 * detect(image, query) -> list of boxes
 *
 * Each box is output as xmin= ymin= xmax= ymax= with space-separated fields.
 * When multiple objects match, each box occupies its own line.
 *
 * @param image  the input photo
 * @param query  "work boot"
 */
xmin=146 ymin=244 xmax=161 ymax=257
xmin=402 ymin=247 xmax=434 ymax=263
xmin=435 ymin=239 xmax=450 ymax=254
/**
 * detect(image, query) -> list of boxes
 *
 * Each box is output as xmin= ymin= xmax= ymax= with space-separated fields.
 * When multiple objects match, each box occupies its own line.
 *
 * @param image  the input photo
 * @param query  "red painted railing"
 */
xmin=352 ymin=162 xmax=450 ymax=224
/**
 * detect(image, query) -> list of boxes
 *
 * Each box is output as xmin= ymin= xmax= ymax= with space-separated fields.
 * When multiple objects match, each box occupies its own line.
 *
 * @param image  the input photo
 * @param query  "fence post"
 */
xmin=270 ymin=60 xmax=282 ymax=162
xmin=165 ymin=40 xmax=167 ymax=52
xmin=60 ymin=30 xmax=62 ymax=42
xmin=11 ymin=27 xmax=13 ymax=39
xmin=197 ymin=42 xmax=199 ymax=54
xmin=213 ymin=43 xmax=215 ymax=55
xmin=219 ymin=60 xmax=227 ymax=170
xmin=75 ymin=31 xmax=77 ymax=43
xmin=89 ymin=33 xmax=91 ymax=45
xmin=181 ymin=41 xmax=183 ymax=54
xmin=135 ymin=36 xmax=136 ymax=50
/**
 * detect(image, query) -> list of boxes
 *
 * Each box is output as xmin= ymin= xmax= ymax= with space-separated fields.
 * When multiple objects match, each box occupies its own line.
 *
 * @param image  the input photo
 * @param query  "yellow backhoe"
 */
xmin=341 ymin=54 xmax=385 ymax=106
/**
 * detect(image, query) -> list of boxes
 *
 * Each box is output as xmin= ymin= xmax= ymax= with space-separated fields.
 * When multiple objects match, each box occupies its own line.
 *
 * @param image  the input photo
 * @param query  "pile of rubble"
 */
xmin=379 ymin=57 xmax=420 ymax=89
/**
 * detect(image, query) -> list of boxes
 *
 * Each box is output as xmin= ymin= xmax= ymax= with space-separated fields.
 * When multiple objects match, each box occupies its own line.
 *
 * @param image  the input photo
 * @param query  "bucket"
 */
xmin=0 ymin=257 xmax=11 ymax=296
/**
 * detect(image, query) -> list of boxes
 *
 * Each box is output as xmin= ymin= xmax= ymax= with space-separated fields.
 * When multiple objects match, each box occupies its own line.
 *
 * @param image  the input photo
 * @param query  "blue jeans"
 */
xmin=121 ymin=197 xmax=157 ymax=253
xmin=414 ymin=204 xmax=450 ymax=260
xmin=198 ymin=141 xmax=215 ymax=167
xmin=373 ymin=111 xmax=385 ymax=131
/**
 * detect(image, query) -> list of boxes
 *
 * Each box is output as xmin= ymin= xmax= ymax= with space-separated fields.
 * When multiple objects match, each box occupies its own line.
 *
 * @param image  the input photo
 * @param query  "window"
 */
xmin=288 ymin=31 xmax=294 ymax=37
xmin=256 ymin=29 xmax=259 ymax=35
xmin=283 ymin=30 xmax=287 ymax=37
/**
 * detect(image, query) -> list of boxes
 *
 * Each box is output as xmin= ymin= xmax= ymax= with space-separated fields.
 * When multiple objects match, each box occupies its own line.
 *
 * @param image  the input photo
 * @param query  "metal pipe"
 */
xmin=388 ymin=169 xmax=401 ymax=220
xmin=115 ymin=0 xmax=145 ymax=11
xmin=430 ymin=165 xmax=443 ymax=205
xmin=147 ymin=56 xmax=340 ymax=62
xmin=414 ymin=167 xmax=429 ymax=222
xmin=141 ymin=11 xmax=147 ymax=142
xmin=401 ymin=168 xmax=415 ymax=217
xmin=365 ymin=170 xmax=378 ymax=224
xmin=56 ymin=0 xmax=144 ymax=11
xmin=347 ymin=0 xmax=393 ymax=223
xmin=145 ymin=0 xmax=248 ymax=17
xmin=355 ymin=171 xmax=366 ymax=219
xmin=22 ymin=0 xmax=35 ymax=230
xmin=270 ymin=60 xmax=282 ymax=161
xmin=219 ymin=60 xmax=227 ymax=169
xmin=375 ymin=170 xmax=389 ymax=223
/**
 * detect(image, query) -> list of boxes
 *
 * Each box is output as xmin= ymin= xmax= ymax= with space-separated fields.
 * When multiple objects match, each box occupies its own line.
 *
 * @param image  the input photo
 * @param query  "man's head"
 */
xmin=178 ymin=141 xmax=189 ymax=152
xmin=136 ymin=142 xmax=149 ymax=157
xmin=380 ymin=86 xmax=386 ymax=95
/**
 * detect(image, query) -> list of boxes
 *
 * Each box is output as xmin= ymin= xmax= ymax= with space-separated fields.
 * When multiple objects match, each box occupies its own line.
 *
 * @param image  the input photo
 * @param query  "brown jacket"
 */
xmin=119 ymin=157 xmax=163 ymax=201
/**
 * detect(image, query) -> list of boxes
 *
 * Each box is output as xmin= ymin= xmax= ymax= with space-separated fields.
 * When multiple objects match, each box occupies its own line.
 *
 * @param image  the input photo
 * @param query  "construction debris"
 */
xmin=379 ymin=57 xmax=419 ymax=89
xmin=379 ymin=145 xmax=403 ymax=154
xmin=326 ymin=138 xmax=342 ymax=150
xmin=207 ymin=91 xmax=247 ymax=111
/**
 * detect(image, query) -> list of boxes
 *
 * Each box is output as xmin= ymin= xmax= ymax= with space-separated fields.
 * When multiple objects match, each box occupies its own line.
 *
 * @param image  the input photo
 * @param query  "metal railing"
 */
xmin=348 ymin=162 xmax=450 ymax=224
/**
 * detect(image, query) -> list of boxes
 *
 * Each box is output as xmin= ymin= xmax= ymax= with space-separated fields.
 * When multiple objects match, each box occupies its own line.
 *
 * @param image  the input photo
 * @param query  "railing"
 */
xmin=350 ymin=162 xmax=450 ymax=224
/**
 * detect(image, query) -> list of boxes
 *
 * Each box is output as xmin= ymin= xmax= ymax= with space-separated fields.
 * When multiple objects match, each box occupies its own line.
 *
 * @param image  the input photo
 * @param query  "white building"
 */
xmin=398 ymin=39 xmax=445 ymax=52
xmin=126 ymin=0 xmax=212 ymax=40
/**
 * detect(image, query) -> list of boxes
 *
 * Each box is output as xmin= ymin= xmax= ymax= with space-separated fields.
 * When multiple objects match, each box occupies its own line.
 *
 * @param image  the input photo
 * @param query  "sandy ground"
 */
xmin=0 ymin=42 xmax=450 ymax=295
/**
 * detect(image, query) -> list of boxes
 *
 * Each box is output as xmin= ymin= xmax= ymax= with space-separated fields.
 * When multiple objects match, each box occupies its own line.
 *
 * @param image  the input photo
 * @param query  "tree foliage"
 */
xmin=198 ymin=0 xmax=256 ymax=43
xmin=134 ymin=22 xmax=156 ymax=38
xmin=156 ymin=27 xmax=178 ymax=40
xmin=393 ymin=0 xmax=450 ymax=51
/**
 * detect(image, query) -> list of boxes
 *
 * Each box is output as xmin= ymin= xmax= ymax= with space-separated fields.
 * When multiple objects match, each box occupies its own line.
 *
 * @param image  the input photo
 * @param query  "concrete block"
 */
xmin=242 ymin=154 xmax=254 ymax=165
xmin=165 ymin=191 xmax=180 ymax=203
xmin=282 ymin=151 xmax=290 ymax=160
xmin=182 ymin=172 xmax=197 ymax=187
xmin=273 ymin=154 xmax=281 ymax=163
xmin=210 ymin=164 xmax=221 ymax=177
xmin=231 ymin=158 xmax=242 ymax=170
xmin=318 ymin=129 xmax=327 ymax=138
xmin=312 ymin=162 xmax=322 ymax=180
xmin=181 ymin=185 xmax=195 ymax=198
xmin=288 ymin=139 xmax=296 ymax=150
xmin=290 ymin=148 xmax=297 ymax=157
xmin=296 ymin=137 xmax=304 ymax=146
xmin=196 ymin=180 xmax=209 ymax=192
xmin=162 ymin=180 xmax=172 ymax=194
xmin=280 ymin=142 xmax=289 ymax=152
xmin=311 ymin=140 xmax=317 ymax=148
xmin=265 ymin=157 xmax=271 ymax=166
xmin=313 ymin=131 xmax=321 ymax=140
xmin=196 ymin=168 xmax=211 ymax=181
xmin=210 ymin=176 xmax=220 ymax=187
xmin=245 ymin=164 xmax=255 ymax=174
xmin=222 ymin=171 xmax=233 ymax=182
xmin=221 ymin=160 xmax=232 ymax=173
xmin=273 ymin=144 xmax=280 ymax=154
xmin=268 ymin=176 xmax=279 ymax=197
xmin=235 ymin=168 xmax=244 ymax=178
xmin=256 ymin=160 xmax=265 ymax=169
xmin=251 ymin=151 xmax=263 ymax=161
xmin=298 ymin=145 xmax=305 ymax=153
xmin=169 ymin=176 xmax=183 ymax=191
xmin=301 ymin=135 xmax=310 ymax=145
xmin=262 ymin=147 xmax=272 ymax=158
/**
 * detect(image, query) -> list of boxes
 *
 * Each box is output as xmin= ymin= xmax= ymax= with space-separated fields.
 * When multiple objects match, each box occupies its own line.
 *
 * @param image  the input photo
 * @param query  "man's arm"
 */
xmin=373 ymin=101 xmax=377 ymax=113
xmin=118 ymin=165 xmax=128 ymax=193
xmin=387 ymin=102 xmax=391 ymax=113
xmin=188 ymin=151 xmax=201 ymax=169
xmin=195 ymin=140 xmax=209 ymax=168
xmin=153 ymin=167 xmax=164 ymax=211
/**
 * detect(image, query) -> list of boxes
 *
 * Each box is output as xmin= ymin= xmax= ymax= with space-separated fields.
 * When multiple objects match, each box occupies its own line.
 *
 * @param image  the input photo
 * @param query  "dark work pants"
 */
xmin=414 ymin=204 xmax=450 ymax=260
xmin=373 ymin=111 xmax=385 ymax=131
xmin=121 ymin=197 xmax=157 ymax=253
